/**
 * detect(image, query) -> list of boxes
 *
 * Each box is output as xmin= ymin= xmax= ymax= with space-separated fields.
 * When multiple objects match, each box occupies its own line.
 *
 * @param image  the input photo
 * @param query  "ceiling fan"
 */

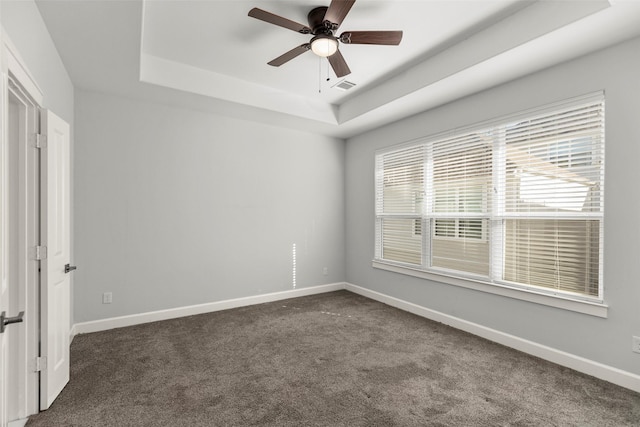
xmin=248 ymin=0 xmax=403 ymax=78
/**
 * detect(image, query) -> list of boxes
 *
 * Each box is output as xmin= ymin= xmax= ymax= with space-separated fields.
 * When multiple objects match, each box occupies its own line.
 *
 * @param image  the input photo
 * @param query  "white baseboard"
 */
xmin=345 ymin=282 xmax=640 ymax=394
xmin=8 ymin=418 xmax=28 ymax=427
xmin=73 ymin=283 xmax=346 ymax=335
xmin=69 ymin=324 xmax=77 ymax=343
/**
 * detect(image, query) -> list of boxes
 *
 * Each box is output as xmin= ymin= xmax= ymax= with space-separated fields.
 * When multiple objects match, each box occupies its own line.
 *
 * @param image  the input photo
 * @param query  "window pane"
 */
xmin=503 ymin=219 xmax=600 ymax=297
xmin=380 ymin=146 xmax=424 ymax=215
xmin=460 ymin=189 xmax=484 ymax=213
xmin=414 ymin=219 xmax=422 ymax=236
xmin=432 ymin=139 xmax=493 ymax=215
xmin=434 ymin=219 xmax=455 ymax=237
xmin=433 ymin=188 xmax=457 ymax=213
xmin=504 ymin=103 xmax=604 ymax=215
xmin=459 ymin=219 xmax=483 ymax=239
xmin=381 ymin=218 xmax=422 ymax=265
xmin=432 ymin=219 xmax=490 ymax=276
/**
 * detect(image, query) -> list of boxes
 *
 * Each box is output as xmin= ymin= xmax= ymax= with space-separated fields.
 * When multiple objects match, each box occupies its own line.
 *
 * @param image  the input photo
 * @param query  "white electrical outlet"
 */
xmin=323 ymin=267 xmax=328 ymax=276
xmin=102 ymin=292 xmax=112 ymax=304
xmin=632 ymin=336 xmax=640 ymax=354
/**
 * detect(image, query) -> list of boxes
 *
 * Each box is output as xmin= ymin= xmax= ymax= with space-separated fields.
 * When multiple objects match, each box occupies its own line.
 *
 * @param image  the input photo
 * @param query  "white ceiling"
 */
xmin=35 ymin=0 xmax=640 ymax=138
xmin=142 ymin=0 xmax=523 ymax=103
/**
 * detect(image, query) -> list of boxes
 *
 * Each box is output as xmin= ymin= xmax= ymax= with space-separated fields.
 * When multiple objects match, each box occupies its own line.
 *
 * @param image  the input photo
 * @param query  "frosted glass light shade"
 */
xmin=311 ymin=36 xmax=338 ymax=57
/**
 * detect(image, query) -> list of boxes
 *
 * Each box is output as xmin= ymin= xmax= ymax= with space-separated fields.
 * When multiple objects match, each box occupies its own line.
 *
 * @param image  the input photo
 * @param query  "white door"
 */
xmin=0 ymin=69 xmax=9 ymax=427
xmin=39 ymin=109 xmax=71 ymax=410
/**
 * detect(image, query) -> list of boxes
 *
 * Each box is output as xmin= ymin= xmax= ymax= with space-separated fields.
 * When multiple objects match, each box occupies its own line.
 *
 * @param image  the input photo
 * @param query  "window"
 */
xmin=375 ymin=145 xmax=424 ymax=265
xmin=374 ymin=95 xmax=604 ymax=302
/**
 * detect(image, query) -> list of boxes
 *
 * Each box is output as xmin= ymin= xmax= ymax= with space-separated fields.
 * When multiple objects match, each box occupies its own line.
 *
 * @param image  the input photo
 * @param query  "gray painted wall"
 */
xmin=1 ymin=0 xmax=73 ymax=122
xmin=345 ymin=37 xmax=640 ymax=375
xmin=74 ymin=90 xmax=345 ymax=322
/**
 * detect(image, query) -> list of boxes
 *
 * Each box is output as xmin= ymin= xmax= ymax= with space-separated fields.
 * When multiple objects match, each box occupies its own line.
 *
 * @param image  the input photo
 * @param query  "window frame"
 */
xmin=373 ymin=93 xmax=607 ymax=317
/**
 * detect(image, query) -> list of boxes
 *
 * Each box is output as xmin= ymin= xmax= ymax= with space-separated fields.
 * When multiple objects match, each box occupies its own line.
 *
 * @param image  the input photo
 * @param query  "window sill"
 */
xmin=372 ymin=260 xmax=608 ymax=318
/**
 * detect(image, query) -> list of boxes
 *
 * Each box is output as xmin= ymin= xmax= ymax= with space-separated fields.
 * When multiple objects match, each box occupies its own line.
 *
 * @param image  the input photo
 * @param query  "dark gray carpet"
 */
xmin=27 ymin=290 xmax=640 ymax=426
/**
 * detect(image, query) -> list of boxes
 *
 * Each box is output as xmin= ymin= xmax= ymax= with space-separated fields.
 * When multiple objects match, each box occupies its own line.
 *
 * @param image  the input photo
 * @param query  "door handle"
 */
xmin=1 ymin=311 xmax=24 ymax=333
xmin=65 ymin=264 xmax=77 ymax=274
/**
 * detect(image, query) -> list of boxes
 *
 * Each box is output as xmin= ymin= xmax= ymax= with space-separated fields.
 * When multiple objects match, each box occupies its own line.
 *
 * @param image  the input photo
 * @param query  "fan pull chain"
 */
xmin=318 ymin=57 xmax=322 ymax=93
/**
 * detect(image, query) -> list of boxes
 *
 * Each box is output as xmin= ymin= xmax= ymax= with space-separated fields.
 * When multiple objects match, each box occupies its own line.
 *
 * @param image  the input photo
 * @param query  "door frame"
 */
xmin=7 ymin=71 xmax=40 ymax=422
xmin=2 ymin=32 xmax=45 ymax=422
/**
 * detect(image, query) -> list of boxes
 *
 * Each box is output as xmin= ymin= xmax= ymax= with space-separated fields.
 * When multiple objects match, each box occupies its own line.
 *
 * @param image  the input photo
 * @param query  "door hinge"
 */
xmin=35 ymin=356 xmax=47 ymax=372
xmin=35 ymin=245 xmax=48 ymax=260
xmin=35 ymin=133 xmax=47 ymax=149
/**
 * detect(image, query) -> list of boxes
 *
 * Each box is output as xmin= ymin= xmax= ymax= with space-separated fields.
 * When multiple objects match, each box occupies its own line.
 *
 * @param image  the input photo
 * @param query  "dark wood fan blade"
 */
xmin=268 ymin=44 xmax=311 ymax=67
xmin=324 ymin=0 xmax=356 ymax=29
xmin=328 ymin=49 xmax=351 ymax=77
xmin=248 ymin=8 xmax=311 ymax=34
xmin=340 ymin=31 xmax=403 ymax=45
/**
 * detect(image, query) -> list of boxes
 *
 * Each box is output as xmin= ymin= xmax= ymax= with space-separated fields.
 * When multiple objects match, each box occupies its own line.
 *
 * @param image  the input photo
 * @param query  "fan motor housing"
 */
xmin=308 ymin=6 xmax=331 ymax=34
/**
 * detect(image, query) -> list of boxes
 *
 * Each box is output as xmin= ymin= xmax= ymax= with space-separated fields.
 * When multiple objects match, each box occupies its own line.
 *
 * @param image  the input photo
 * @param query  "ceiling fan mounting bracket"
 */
xmin=308 ymin=6 xmax=333 ymax=35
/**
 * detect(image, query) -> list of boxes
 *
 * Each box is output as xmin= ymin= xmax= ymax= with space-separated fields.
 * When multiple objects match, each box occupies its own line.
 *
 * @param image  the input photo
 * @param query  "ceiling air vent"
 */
xmin=332 ymin=80 xmax=356 ymax=91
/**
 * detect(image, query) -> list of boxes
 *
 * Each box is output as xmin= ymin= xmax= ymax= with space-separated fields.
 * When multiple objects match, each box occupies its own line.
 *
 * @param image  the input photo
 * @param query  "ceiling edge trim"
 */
xmin=139 ymin=53 xmax=339 ymax=125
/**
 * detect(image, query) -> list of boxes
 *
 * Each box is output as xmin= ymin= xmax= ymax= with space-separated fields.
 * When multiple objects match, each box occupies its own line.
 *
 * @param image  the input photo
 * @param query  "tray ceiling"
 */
xmin=35 ymin=0 xmax=640 ymax=138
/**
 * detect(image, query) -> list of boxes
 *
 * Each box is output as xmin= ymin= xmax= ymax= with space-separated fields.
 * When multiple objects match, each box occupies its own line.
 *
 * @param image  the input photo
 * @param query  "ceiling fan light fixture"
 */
xmin=249 ymin=1 xmax=403 ymax=77
xmin=310 ymin=35 xmax=338 ymax=57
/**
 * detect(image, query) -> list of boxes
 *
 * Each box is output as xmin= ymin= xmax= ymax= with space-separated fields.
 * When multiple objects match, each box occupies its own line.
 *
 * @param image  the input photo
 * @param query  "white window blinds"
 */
xmin=374 ymin=94 xmax=605 ymax=302
xmin=500 ymin=100 xmax=604 ymax=297
xmin=375 ymin=145 xmax=424 ymax=265
xmin=430 ymin=131 xmax=494 ymax=276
